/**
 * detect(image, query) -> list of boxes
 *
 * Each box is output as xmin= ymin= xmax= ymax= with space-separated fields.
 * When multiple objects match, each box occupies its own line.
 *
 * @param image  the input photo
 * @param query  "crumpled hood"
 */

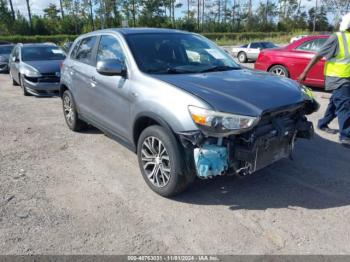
xmin=24 ymin=60 xmax=63 ymax=74
xmin=153 ymin=69 xmax=305 ymax=116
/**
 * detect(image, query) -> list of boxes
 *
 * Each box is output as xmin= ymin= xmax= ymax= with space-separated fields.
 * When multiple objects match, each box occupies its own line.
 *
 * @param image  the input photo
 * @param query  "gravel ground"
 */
xmin=0 ymin=71 xmax=350 ymax=255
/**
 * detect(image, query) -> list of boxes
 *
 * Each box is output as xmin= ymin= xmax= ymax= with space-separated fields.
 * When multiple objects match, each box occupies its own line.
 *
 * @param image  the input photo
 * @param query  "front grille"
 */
xmin=38 ymin=76 xmax=60 ymax=83
xmin=25 ymin=73 xmax=60 ymax=83
xmin=39 ymin=72 xmax=60 ymax=83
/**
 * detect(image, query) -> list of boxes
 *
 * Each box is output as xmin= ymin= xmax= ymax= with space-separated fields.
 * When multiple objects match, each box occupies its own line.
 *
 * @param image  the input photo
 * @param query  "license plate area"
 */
xmin=234 ymin=134 xmax=295 ymax=175
xmin=253 ymin=137 xmax=292 ymax=172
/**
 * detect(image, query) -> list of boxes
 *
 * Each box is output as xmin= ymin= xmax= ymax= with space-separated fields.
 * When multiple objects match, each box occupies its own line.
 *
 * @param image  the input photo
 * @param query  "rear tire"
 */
xmin=137 ymin=125 xmax=194 ymax=197
xmin=269 ymin=65 xmax=289 ymax=77
xmin=238 ymin=52 xmax=247 ymax=63
xmin=62 ymin=90 xmax=87 ymax=131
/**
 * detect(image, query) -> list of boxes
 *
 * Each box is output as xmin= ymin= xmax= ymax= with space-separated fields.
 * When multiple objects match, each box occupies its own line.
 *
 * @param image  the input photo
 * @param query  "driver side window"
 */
xmin=96 ymin=35 xmax=125 ymax=65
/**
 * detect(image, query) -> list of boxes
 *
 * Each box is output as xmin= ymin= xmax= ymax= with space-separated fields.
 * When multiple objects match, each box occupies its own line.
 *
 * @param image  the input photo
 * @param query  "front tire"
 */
xmin=10 ymin=71 xmax=19 ymax=86
xmin=238 ymin=52 xmax=247 ymax=63
xmin=137 ymin=125 xmax=194 ymax=197
xmin=19 ymin=75 xmax=30 ymax=96
xmin=62 ymin=90 xmax=87 ymax=131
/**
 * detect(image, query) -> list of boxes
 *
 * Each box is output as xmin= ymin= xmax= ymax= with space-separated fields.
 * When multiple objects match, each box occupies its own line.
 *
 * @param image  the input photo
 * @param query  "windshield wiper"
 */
xmin=146 ymin=67 xmax=196 ymax=74
xmin=200 ymin=65 xmax=241 ymax=73
xmin=166 ymin=67 xmax=196 ymax=74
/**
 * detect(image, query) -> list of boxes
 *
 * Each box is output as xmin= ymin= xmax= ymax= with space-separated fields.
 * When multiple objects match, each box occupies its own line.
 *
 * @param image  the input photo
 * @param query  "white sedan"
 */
xmin=232 ymin=42 xmax=277 ymax=63
xmin=290 ymin=35 xmax=308 ymax=43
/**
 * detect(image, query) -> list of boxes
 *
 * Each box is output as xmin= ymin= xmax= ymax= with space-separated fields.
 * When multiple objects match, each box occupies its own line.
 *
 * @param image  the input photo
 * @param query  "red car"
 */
xmin=254 ymin=35 xmax=329 ymax=88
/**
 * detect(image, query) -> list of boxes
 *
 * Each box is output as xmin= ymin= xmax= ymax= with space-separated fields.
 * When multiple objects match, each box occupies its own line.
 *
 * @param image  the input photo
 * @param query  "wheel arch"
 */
xmin=237 ymin=51 xmax=246 ymax=57
xmin=132 ymin=112 xmax=177 ymax=151
xmin=267 ymin=63 xmax=289 ymax=72
xmin=59 ymin=83 xmax=69 ymax=98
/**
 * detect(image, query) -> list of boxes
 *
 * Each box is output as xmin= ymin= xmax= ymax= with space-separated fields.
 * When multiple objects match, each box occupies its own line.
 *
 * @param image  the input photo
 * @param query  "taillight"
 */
xmin=257 ymin=51 xmax=264 ymax=61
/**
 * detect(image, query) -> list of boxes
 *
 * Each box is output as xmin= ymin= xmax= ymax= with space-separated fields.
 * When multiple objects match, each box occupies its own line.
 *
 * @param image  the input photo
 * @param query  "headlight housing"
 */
xmin=299 ymin=84 xmax=320 ymax=114
xmin=23 ymin=69 xmax=41 ymax=77
xmin=300 ymin=84 xmax=314 ymax=100
xmin=188 ymin=106 xmax=259 ymax=136
xmin=21 ymin=64 xmax=41 ymax=77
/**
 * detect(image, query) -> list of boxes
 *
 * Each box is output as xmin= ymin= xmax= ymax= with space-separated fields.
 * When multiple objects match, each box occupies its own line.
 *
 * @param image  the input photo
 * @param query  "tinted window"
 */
xmin=126 ymin=33 xmax=240 ymax=74
xmin=260 ymin=42 xmax=276 ymax=48
xmin=97 ymin=35 xmax=125 ymax=64
xmin=296 ymin=38 xmax=327 ymax=52
xmin=21 ymin=46 xmax=66 ymax=61
xmin=75 ymin=36 xmax=97 ymax=64
xmin=0 ymin=45 xmax=14 ymax=54
xmin=250 ymin=43 xmax=261 ymax=49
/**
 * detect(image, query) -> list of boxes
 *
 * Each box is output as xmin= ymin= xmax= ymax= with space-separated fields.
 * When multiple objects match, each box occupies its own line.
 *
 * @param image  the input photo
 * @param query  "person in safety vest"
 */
xmin=298 ymin=13 xmax=350 ymax=147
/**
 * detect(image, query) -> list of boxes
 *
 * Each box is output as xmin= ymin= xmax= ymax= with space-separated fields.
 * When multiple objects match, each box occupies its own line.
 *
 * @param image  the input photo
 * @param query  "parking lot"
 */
xmin=1 ymin=69 xmax=350 ymax=255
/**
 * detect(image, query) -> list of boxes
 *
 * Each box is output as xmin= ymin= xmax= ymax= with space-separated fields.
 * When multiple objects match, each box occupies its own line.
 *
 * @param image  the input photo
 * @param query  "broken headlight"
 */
xmin=188 ymin=105 xmax=259 ymax=136
xmin=299 ymin=85 xmax=320 ymax=114
xmin=300 ymin=85 xmax=314 ymax=100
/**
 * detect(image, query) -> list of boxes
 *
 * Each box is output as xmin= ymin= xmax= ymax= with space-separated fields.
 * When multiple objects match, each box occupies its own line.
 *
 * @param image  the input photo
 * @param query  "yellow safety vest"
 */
xmin=324 ymin=32 xmax=350 ymax=78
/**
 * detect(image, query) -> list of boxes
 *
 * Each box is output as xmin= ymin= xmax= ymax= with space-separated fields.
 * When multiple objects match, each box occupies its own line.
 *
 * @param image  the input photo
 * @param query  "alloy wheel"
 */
xmin=63 ymin=95 xmax=75 ymax=125
xmin=271 ymin=67 xmax=286 ymax=77
xmin=141 ymin=136 xmax=171 ymax=188
xmin=239 ymin=54 xmax=245 ymax=62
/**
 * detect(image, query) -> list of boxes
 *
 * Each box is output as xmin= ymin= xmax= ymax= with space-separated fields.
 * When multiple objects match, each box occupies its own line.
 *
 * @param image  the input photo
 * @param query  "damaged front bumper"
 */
xmin=178 ymin=102 xmax=316 ymax=179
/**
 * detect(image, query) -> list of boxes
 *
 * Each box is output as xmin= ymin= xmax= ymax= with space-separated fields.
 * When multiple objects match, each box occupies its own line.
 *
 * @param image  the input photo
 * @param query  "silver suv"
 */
xmin=60 ymin=28 xmax=318 ymax=197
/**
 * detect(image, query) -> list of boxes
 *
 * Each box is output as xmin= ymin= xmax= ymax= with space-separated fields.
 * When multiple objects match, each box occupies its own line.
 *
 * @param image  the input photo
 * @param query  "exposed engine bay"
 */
xmin=178 ymin=100 xmax=317 ymax=179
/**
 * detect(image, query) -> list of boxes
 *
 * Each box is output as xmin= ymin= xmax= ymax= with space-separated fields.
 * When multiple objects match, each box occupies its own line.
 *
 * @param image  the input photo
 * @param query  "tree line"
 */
xmin=0 ymin=0 xmax=347 ymax=36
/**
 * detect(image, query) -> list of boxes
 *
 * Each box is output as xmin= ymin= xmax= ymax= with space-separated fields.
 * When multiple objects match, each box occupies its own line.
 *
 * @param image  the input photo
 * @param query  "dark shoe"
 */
xmin=340 ymin=138 xmax=350 ymax=148
xmin=318 ymin=126 xmax=339 ymax=134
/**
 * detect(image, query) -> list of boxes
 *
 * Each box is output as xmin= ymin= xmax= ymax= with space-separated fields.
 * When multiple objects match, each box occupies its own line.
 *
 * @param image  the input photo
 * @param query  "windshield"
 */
xmin=21 ymin=46 xmax=66 ymax=61
xmin=0 ymin=45 xmax=14 ymax=55
xmin=126 ymin=33 xmax=241 ymax=74
xmin=261 ymin=42 xmax=277 ymax=48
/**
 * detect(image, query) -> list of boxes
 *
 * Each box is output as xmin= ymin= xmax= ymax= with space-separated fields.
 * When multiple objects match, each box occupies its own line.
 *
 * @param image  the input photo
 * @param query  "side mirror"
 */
xmin=12 ymin=57 xmax=19 ymax=62
xmin=96 ymin=59 xmax=126 ymax=77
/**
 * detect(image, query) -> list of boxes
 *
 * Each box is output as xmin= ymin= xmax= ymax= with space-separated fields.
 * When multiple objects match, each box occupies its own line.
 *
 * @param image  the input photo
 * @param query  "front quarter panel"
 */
xmin=60 ymin=58 xmax=74 ymax=95
xmin=129 ymin=73 xmax=210 ymax=134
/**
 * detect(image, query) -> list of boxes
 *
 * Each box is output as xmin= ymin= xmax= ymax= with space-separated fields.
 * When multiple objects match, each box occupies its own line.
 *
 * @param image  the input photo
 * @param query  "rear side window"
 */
xmin=250 ymin=43 xmax=261 ymax=49
xmin=75 ymin=36 xmax=97 ymax=64
xmin=96 ymin=35 xmax=125 ymax=64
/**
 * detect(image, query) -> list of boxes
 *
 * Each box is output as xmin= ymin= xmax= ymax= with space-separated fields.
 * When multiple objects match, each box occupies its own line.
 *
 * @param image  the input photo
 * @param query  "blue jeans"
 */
xmin=318 ymin=83 xmax=350 ymax=139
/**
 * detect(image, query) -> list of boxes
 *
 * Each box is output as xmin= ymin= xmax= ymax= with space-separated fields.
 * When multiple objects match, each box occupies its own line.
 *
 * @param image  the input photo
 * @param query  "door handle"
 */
xmin=90 ymin=76 xmax=98 ymax=87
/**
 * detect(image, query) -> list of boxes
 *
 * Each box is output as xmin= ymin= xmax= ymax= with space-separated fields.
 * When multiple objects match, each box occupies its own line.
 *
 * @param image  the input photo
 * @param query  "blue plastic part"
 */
xmin=193 ymin=144 xmax=228 ymax=179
